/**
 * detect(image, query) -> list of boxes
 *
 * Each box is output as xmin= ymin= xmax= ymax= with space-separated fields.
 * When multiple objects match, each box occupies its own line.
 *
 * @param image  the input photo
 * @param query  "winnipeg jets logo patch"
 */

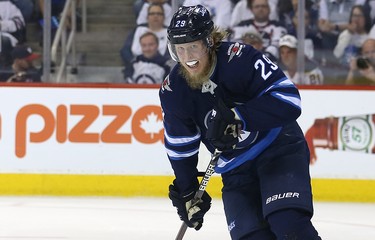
xmin=161 ymin=75 xmax=172 ymax=92
xmin=227 ymin=42 xmax=244 ymax=63
xmin=201 ymin=79 xmax=217 ymax=95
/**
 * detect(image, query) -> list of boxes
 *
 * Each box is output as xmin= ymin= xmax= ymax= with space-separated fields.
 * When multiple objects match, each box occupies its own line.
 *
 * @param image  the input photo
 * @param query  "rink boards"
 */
xmin=0 ymin=84 xmax=374 ymax=202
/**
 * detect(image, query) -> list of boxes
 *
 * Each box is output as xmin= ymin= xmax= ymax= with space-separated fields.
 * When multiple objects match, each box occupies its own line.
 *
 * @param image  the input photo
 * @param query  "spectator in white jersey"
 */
xmin=230 ymin=0 xmax=279 ymax=28
xmin=135 ymin=0 xmax=172 ymax=27
xmin=333 ymin=5 xmax=372 ymax=69
xmin=123 ymin=32 xmax=172 ymax=84
xmin=318 ymin=0 xmax=366 ymax=38
xmin=230 ymin=0 xmax=286 ymax=60
xmin=183 ymin=0 xmax=233 ymax=30
xmin=120 ymin=3 xmax=169 ymax=67
xmin=279 ymin=35 xmax=324 ymax=85
xmin=317 ymin=0 xmax=366 ymax=74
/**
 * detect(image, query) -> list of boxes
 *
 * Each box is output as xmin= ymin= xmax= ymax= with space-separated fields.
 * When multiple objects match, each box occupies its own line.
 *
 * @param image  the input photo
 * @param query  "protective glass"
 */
xmin=167 ymin=40 xmax=209 ymax=62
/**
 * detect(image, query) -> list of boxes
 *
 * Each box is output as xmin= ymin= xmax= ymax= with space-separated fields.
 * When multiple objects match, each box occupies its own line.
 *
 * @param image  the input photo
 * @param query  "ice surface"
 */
xmin=0 ymin=197 xmax=374 ymax=239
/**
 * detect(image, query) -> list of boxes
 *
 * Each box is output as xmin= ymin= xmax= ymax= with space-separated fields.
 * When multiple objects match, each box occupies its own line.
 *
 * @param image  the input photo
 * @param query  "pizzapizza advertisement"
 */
xmin=0 ymin=85 xmax=169 ymax=175
xmin=13 ymin=104 xmax=163 ymax=158
xmin=0 ymin=84 xmax=375 ymax=179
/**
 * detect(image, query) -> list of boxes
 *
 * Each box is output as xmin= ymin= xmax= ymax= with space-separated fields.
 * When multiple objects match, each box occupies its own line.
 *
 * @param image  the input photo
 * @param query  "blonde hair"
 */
xmin=211 ymin=26 xmax=228 ymax=51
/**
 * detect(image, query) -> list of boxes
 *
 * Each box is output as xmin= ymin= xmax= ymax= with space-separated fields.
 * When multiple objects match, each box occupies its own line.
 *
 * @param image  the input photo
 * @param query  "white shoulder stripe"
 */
xmin=265 ymin=78 xmax=295 ymax=93
xmin=278 ymin=78 xmax=295 ymax=86
xmin=274 ymin=93 xmax=301 ymax=108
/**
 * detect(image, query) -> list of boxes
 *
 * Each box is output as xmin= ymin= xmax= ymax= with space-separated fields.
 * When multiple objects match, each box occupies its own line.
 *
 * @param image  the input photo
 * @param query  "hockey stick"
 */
xmin=174 ymin=149 xmax=222 ymax=240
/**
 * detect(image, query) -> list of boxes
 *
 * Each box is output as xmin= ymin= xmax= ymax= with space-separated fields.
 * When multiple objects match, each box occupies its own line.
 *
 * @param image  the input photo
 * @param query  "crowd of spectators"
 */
xmin=2 ymin=0 xmax=375 ymax=85
xmin=0 ymin=0 xmax=70 ymax=82
xmin=123 ymin=0 xmax=375 ymax=85
xmin=121 ymin=1 xmax=175 ymax=84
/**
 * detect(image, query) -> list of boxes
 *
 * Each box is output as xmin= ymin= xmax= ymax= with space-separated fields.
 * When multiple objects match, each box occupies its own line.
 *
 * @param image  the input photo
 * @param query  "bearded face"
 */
xmin=175 ymin=40 xmax=214 ymax=89
xmin=179 ymin=54 xmax=213 ymax=89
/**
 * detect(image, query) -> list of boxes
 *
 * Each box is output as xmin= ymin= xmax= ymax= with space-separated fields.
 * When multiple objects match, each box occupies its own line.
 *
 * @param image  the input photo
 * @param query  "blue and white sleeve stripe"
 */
xmin=271 ymin=92 xmax=301 ymax=109
xmin=164 ymin=128 xmax=201 ymax=161
xmin=164 ymin=131 xmax=201 ymax=146
xmin=166 ymin=147 xmax=200 ymax=160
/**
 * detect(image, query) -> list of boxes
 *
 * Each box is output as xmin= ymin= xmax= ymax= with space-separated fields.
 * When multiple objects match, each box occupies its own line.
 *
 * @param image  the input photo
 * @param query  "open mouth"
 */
xmin=186 ymin=60 xmax=199 ymax=68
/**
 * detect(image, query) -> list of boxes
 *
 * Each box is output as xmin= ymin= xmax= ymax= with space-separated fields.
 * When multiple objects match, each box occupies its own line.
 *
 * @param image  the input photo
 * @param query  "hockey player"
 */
xmin=159 ymin=5 xmax=321 ymax=240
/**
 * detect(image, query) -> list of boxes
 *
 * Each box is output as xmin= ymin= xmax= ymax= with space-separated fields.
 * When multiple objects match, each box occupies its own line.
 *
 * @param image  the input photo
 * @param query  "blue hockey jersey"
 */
xmin=159 ymin=42 xmax=302 ymax=195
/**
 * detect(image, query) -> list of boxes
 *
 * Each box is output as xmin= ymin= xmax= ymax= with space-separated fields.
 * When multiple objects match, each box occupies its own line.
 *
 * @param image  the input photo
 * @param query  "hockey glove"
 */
xmin=206 ymin=99 xmax=242 ymax=151
xmin=168 ymin=183 xmax=212 ymax=230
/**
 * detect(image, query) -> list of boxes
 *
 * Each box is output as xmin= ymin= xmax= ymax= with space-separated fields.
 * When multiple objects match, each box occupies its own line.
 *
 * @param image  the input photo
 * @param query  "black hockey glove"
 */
xmin=168 ymin=183 xmax=212 ymax=230
xmin=206 ymin=99 xmax=242 ymax=151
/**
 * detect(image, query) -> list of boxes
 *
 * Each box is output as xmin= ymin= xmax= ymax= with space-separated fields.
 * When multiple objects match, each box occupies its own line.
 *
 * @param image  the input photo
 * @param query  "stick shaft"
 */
xmin=175 ymin=223 xmax=188 ymax=240
xmin=174 ymin=150 xmax=221 ymax=240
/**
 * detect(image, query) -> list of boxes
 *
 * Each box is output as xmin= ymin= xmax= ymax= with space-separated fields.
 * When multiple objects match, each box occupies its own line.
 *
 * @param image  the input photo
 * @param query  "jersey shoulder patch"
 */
xmin=226 ymin=42 xmax=246 ymax=63
xmin=161 ymin=74 xmax=172 ymax=93
xmin=160 ymin=65 xmax=180 ymax=93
